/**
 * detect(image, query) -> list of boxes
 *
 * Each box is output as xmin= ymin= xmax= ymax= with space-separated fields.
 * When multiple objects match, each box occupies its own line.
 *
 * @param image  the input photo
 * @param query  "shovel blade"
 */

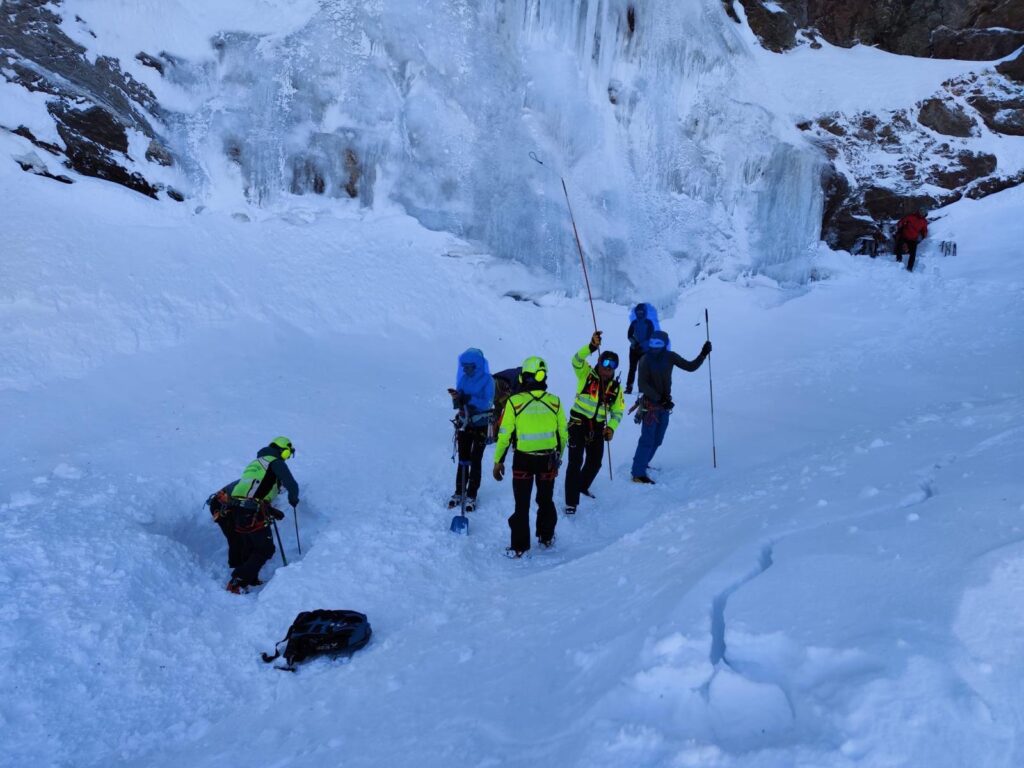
xmin=450 ymin=514 xmax=469 ymax=535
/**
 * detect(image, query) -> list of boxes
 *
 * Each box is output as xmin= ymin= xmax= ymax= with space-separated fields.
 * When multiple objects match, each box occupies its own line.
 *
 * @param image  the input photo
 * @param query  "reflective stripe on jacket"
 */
xmin=232 ymin=455 xmax=280 ymax=503
xmin=570 ymin=343 xmax=624 ymax=430
xmin=494 ymin=389 xmax=568 ymax=463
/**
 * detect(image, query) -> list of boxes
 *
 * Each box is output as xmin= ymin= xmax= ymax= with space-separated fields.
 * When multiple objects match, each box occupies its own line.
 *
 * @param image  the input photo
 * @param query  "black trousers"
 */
xmin=565 ymin=417 xmax=604 ymax=507
xmin=626 ymin=346 xmax=644 ymax=390
xmin=454 ymin=426 xmax=488 ymax=498
xmin=509 ymin=451 xmax=558 ymax=552
xmin=215 ymin=514 xmax=244 ymax=569
xmin=232 ymin=527 xmax=275 ymax=586
xmin=895 ymin=236 xmax=919 ymax=272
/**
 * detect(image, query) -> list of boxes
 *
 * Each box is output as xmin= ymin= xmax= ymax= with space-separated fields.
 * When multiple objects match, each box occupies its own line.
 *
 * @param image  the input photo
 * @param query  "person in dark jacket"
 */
xmin=895 ymin=209 xmax=928 ymax=273
xmin=491 ymin=367 xmax=522 ymax=434
xmin=625 ymin=303 xmax=659 ymax=394
xmin=631 ymin=331 xmax=711 ymax=484
xmin=447 ymin=348 xmax=494 ymax=511
xmin=207 ymin=480 xmax=241 ymax=568
xmin=226 ymin=437 xmax=300 ymax=593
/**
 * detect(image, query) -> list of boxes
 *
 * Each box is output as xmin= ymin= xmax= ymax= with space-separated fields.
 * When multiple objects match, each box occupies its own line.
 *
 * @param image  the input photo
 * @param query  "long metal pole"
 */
xmin=531 ymin=152 xmax=610 ymax=479
xmin=271 ymin=518 xmax=288 ymax=566
xmin=705 ymin=308 xmax=717 ymax=468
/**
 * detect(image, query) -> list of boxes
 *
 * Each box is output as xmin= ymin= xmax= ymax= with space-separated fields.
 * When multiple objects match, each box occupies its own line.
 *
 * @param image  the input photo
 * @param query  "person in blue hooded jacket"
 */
xmin=447 ymin=348 xmax=495 ymax=511
xmin=625 ymin=303 xmax=659 ymax=394
xmin=631 ymin=330 xmax=711 ymax=484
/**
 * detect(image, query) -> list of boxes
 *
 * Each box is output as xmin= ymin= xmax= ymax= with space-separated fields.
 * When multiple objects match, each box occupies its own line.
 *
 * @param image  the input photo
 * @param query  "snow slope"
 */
xmin=2 ymin=124 xmax=1023 ymax=767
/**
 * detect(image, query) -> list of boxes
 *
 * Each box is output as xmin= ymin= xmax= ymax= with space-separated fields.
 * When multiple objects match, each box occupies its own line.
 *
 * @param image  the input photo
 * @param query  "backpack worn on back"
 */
xmin=261 ymin=610 xmax=372 ymax=671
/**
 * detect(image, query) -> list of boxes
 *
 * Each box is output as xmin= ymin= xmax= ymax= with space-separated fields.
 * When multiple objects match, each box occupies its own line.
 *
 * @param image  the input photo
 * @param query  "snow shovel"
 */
xmin=450 ymin=460 xmax=470 ymax=535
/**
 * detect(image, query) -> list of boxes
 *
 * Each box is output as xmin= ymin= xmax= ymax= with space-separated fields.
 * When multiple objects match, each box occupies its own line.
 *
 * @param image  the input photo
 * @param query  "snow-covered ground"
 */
xmin=2 ymin=124 xmax=1023 ymax=766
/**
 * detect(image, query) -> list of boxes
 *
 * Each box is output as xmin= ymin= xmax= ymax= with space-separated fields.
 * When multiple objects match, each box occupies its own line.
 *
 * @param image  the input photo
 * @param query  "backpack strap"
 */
xmin=261 ymin=638 xmax=287 ymax=663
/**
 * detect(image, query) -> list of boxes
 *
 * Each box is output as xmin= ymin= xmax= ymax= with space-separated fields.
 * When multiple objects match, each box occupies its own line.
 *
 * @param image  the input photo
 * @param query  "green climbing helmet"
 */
xmin=271 ymin=436 xmax=295 ymax=460
xmin=519 ymin=356 xmax=548 ymax=384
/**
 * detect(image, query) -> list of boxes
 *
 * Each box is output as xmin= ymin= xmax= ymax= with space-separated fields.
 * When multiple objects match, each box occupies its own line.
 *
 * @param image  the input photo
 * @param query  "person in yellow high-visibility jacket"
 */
xmin=493 ymin=356 xmax=568 ymax=556
xmin=564 ymin=331 xmax=624 ymax=514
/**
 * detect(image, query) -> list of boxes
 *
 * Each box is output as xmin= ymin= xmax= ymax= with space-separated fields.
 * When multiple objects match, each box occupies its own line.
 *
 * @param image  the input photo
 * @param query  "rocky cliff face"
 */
xmin=726 ymin=0 xmax=1024 ymax=252
xmin=0 ymin=0 xmax=181 ymax=199
xmin=730 ymin=0 xmax=1024 ymax=60
xmin=807 ymin=64 xmax=1024 ymax=250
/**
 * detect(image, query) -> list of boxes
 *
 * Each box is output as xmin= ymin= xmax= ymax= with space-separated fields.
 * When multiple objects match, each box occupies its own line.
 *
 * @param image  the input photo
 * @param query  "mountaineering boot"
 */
xmin=226 ymin=577 xmax=249 ymax=594
xmin=464 ymin=497 xmax=477 ymax=512
xmin=631 ymin=475 xmax=655 ymax=485
xmin=447 ymin=493 xmax=462 ymax=509
xmin=564 ymin=505 xmax=576 ymax=516
xmin=505 ymin=547 xmax=526 ymax=559
xmin=538 ymin=537 xmax=554 ymax=549
xmin=624 ymin=386 xmax=633 ymax=395
xmin=580 ymin=489 xmax=595 ymax=499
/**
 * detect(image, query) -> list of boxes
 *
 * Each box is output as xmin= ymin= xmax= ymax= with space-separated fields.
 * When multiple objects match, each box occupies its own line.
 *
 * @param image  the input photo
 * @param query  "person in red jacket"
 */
xmin=895 ymin=209 xmax=928 ymax=273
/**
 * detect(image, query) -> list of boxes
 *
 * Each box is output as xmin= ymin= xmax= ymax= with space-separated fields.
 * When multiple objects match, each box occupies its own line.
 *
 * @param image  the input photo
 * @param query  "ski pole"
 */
xmin=705 ymin=308 xmax=718 ymax=468
xmin=292 ymin=503 xmax=301 ymax=554
xmin=271 ymin=518 xmax=288 ymax=566
xmin=529 ymin=152 xmax=599 ymax=332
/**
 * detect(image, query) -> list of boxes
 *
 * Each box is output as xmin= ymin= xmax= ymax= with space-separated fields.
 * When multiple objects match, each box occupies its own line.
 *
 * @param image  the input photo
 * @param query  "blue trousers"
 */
xmin=631 ymin=409 xmax=670 ymax=478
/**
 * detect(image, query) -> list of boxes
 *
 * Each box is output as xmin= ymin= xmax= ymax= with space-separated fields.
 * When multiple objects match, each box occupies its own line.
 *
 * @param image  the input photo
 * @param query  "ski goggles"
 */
xmin=599 ymin=358 xmax=618 ymax=369
xmin=647 ymin=338 xmax=667 ymax=350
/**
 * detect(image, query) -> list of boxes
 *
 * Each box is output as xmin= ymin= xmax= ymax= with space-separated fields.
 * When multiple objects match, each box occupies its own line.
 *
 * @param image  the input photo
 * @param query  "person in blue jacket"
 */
xmin=625 ymin=302 xmax=659 ymax=394
xmin=447 ymin=348 xmax=494 ymax=511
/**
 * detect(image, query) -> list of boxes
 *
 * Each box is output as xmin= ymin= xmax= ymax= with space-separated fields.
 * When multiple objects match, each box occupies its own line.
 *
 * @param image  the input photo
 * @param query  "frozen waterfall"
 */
xmin=162 ymin=0 xmax=825 ymax=300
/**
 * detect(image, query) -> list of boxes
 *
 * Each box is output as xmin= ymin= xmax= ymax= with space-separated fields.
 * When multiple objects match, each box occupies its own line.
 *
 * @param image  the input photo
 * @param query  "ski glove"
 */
xmin=701 ymin=340 xmax=712 ymax=358
xmin=269 ymin=507 xmax=286 ymax=521
xmin=589 ymin=331 xmax=603 ymax=352
xmin=661 ymin=398 xmax=675 ymax=411
xmin=288 ymin=493 xmax=299 ymax=507
xmin=493 ymin=463 xmax=505 ymax=482
xmin=603 ymin=426 xmax=614 ymax=442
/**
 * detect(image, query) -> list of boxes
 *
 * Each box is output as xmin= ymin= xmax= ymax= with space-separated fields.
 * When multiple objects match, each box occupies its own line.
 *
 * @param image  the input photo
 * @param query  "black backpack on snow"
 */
xmin=261 ymin=610 xmax=372 ymax=671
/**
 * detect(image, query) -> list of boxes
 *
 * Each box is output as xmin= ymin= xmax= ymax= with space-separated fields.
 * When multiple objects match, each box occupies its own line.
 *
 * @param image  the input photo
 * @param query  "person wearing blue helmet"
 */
xmin=625 ymin=302 xmax=659 ymax=394
xmin=631 ymin=331 xmax=711 ymax=484
xmin=447 ymin=348 xmax=494 ymax=512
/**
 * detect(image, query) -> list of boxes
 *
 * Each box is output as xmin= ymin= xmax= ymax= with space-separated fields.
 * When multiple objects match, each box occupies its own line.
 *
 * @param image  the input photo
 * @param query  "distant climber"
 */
xmin=625 ymin=303 xmax=659 ymax=394
xmin=631 ymin=331 xmax=711 ymax=484
xmin=447 ymin=348 xmax=494 ymax=512
xmin=225 ymin=437 xmax=299 ymax=594
xmin=895 ymin=208 xmax=928 ymax=273
xmin=564 ymin=331 xmax=624 ymax=515
xmin=493 ymin=357 xmax=568 ymax=557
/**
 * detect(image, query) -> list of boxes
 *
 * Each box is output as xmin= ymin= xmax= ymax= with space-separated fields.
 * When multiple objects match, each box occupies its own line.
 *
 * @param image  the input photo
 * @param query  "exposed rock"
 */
xmin=146 ymin=140 xmax=174 ymax=167
xmin=135 ymin=52 xmax=165 ymax=76
xmin=967 ymin=170 xmax=1024 ymax=200
xmin=862 ymin=186 xmax=938 ymax=221
xmin=15 ymin=151 xmax=74 ymax=184
xmin=734 ymin=1 xmax=798 ymax=52
xmin=47 ymin=103 xmax=159 ymax=197
xmin=9 ymin=124 xmax=62 ymax=155
xmin=997 ymin=50 xmax=1024 ymax=84
xmin=0 ymin=0 xmax=175 ymax=198
xmin=49 ymin=104 xmax=129 ymax=154
xmin=917 ymin=98 xmax=976 ymax=137
xmin=165 ymin=187 xmax=185 ymax=202
xmin=968 ymin=93 xmax=1024 ymax=136
xmin=927 ymin=150 xmax=996 ymax=188
xmin=930 ymin=26 xmax=1024 ymax=61
xmin=734 ymin=0 xmax=1024 ymax=60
